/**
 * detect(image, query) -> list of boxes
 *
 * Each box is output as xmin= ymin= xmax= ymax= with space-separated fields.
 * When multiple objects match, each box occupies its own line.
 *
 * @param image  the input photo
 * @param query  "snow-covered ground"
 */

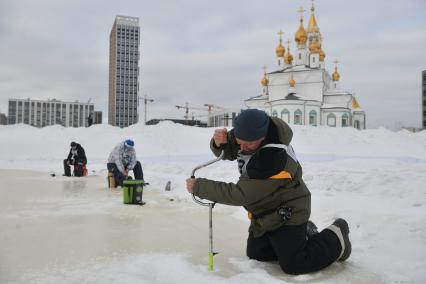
xmin=0 ymin=122 xmax=425 ymax=283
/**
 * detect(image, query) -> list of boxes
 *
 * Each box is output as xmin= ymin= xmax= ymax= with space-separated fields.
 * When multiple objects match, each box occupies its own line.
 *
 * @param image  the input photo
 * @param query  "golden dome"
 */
xmin=284 ymin=41 xmax=293 ymax=64
xmin=261 ymin=72 xmax=269 ymax=86
xmin=295 ymin=18 xmax=308 ymax=45
xmin=289 ymin=74 xmax=296 ymax=87
xmin=309 ymin=38 xmax=321 ymax=53
xmin=284 ymin=49 xmax=293 ymax=65
xmin=276 ymin=41 xmax=285 ymax=58
xmin=332 ymin=66 xmax=340 ymax=81
xmin=307 ymin=2 xmax=319 ymax=33
xmin=352 ymin=97 xmax=361 ymax=109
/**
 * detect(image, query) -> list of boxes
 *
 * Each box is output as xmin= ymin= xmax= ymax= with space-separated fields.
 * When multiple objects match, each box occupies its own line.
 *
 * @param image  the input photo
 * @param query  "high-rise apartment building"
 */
xmin=7 ymin=98 xmax=101 ymax=128
xmin=108 ymin=15 xmax=140 ymax=128
xmin=93 ymin=111 xmax=103 ymax=124
xmin=423 ymin=70 xmax=426 ymax=129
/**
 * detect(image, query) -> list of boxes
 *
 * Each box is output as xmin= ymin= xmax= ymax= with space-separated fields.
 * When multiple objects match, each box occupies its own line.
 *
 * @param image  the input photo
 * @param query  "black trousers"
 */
xmin=246 ymin=223 xmax=341 ymax=275
xmin=63 ymin=159 xmax=86 ymax=177
xmin=107 ymin=161 xmax=144 ymax=186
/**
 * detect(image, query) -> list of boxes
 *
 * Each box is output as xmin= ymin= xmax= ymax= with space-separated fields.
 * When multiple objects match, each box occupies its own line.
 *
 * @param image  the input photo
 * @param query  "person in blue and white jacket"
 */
xmin=107 ymin=139 xmax=144 ymax=186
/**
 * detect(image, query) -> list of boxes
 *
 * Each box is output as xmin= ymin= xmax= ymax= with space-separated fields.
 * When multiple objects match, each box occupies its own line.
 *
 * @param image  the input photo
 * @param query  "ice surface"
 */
xmin=0 ymin=122 xmax=425 ymax=283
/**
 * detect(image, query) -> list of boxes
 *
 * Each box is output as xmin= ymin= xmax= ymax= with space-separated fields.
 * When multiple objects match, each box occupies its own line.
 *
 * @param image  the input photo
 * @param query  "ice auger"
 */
xmin=190 ymin=150 xmax=224 ymax=271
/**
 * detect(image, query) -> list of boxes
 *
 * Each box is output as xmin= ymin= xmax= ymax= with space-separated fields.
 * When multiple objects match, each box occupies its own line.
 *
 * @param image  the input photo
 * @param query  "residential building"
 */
xmin=207 ymin=109 xmax=241 ymax=127
xmin=108 ymin=15 xmax=140 ymax=128
xmin=93 ymin=111 xmax=103 ymax=124
xmin=7 ymin=98 xmax=98 ymax=128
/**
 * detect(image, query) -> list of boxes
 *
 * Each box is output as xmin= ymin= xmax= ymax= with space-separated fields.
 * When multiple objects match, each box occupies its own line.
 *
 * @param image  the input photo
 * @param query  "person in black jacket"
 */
xmin=87 ymin=113 xmax=93 ymax=127
xmin=64 ymin=141 xmax=87 ymax=176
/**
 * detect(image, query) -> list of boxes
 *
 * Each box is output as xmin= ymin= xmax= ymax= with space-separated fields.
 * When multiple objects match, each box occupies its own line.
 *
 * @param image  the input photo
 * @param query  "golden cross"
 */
xmin=277 ymin=30 xmax=284 ymax=41
xmin=286 ymin=39 xmax=291 ymax=48
xmin=333 ymin=59 xmax=340 ymax=68
xmin=311 ymin=0 xmax=315 ymax=12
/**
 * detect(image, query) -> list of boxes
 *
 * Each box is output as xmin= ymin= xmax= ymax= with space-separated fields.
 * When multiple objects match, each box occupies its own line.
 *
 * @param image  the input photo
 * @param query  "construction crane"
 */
xmin=203 ymin=103 xmax=234 ymax=127
xmin=138 ymin=94 xmax=154 ymax=125
xmin=176 ymin=102 xmax=207 ymax=120
xmin=203 ymin=103 xmax=226 ymax=114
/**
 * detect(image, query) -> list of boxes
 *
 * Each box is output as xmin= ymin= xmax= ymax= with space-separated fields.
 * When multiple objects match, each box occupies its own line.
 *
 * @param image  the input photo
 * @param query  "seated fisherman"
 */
xmin=107 ymin=139 xmax=144 ymax=187
xmin=64 ymin=141 xmax=87 ymax=177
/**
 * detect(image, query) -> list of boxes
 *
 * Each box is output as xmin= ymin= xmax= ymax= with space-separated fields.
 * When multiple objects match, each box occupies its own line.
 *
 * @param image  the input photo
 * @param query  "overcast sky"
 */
xmin=0 ymin=0 xmax=425 ymax=129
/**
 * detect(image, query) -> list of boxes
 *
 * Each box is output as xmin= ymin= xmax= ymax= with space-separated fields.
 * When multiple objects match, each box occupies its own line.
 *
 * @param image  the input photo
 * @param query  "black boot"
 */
xmin=63 ymin=159 xmax=71 ymax=177
xmin=329 ymin=218 xmax=352 ymax=262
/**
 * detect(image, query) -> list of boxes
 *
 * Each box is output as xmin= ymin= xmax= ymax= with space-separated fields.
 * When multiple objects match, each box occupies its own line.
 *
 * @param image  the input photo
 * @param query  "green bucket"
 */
xmin=123 ymin=180 xmax=145 ymax=205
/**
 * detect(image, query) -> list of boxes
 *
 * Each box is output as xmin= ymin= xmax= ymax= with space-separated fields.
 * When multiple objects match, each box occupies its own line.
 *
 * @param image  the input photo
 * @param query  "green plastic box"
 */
xmin=123 ymin=180 xmax=145 ymax=205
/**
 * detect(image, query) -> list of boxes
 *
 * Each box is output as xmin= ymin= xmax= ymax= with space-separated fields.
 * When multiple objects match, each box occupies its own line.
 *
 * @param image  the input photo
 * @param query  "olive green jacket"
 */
xmin=192 ymin=117 xmax=311 ymax=237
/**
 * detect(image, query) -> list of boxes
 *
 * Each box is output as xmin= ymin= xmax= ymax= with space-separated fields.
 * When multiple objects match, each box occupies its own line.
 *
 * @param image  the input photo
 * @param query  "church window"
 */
xmin=342 ymin=113 xmax=350 ymax=127
xmin=272 ymin=110 xmax=278 ymax=117
xmin=294 ymin=109 xmax=303 ymax=125
xmin=281 ymin=109 xmax=290 ymax=123
xmin=299 ymin=53 xmax=301 ymax=60
xmin=309 ymin=110 xmax=317 ymax=126
xmin=327 ymin=113 xmax=336 ymax=127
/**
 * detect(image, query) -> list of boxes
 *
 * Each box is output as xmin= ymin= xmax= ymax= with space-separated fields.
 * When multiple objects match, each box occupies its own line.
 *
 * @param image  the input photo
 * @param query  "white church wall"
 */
xmin=263 ymin=103 xmax=275 ymax=116
xmin=268 ymin=81 xmax=324 ymax=103
xmin=323 ymin=94 xmax=352 ymax=106
xmin=322 ymin=69 xmax=332 ymax=89
xmin=293 ymin=70 xmax=324 ymax=102
xmin=268 ymin=70 xmax=324 ymax=102
xmin=295 ymin=47 xmax=307 ymax=66
xmin=268 ymin=84 xmax=285 ymax=102
xmin=309 ymin=54 xmax=320 ymax=68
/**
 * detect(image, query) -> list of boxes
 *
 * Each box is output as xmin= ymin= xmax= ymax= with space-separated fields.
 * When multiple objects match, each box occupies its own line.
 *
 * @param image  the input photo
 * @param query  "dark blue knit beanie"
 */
xmin=124 ymin=139 xmax=134 ymax=147
xmin=234 ymin=109 xmax=269 ymax=141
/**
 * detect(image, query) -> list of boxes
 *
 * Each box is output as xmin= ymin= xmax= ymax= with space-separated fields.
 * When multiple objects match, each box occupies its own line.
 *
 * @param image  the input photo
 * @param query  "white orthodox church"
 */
xmin=245 ymin=2 xmax=366 ymax=129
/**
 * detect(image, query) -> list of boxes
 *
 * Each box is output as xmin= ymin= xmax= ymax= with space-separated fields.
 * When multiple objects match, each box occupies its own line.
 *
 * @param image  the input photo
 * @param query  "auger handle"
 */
xmin=191 ymin=151 xmax=224 ymax=207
